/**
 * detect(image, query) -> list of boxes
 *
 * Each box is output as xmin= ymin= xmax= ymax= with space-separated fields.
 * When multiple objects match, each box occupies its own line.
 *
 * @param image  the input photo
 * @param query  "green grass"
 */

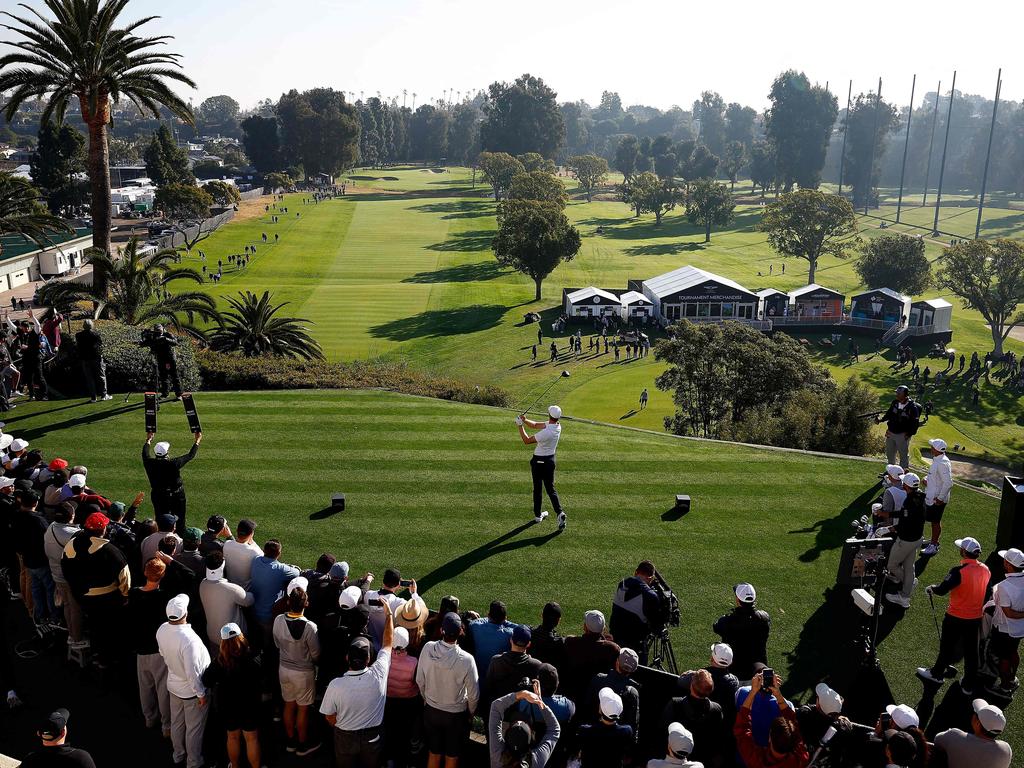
xmin=171 ymin=169 xmax=1024 ymax=462
xmin=6 ymin=389 xmax=1016 ymax=742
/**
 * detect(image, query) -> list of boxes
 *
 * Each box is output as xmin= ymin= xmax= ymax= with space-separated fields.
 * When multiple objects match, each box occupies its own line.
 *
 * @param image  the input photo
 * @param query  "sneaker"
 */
xmin=296 ymin=741 xmax=321 ymax=757
xmin=285 ymin=737 xmax=298 ymax=753
xmin=557 ymin=512 xmax=567 ymax=531
xmin=68 ymin=639 xmax=90 ymax=650
xmin=985 ymin=682 xmax=1014 ymax=698
xmin=885 ymin=593 xmax=911 ymax=608
xmin=101 ymin=395 xmax=112 ymax=401
xmin=922 ymin=543 xmax=940 ymax=556
xmin=89 ymin=398 xmax=97 ymax=403
xmin=916 ymin=667 xmax=944 ymax=684
xmin=534 ymin=511 xmax=549 ymax=523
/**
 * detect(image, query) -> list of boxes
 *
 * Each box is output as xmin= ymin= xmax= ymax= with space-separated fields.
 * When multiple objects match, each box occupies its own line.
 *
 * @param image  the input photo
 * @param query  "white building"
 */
xmin=563 ymin=286 xmax=622 ymax=318
xmin=641 ymin=265 xmax=759 ymax=325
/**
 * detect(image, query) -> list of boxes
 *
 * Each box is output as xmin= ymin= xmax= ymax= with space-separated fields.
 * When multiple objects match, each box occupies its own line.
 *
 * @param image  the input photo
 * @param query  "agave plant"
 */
xmin=38 ymin=237 xmax=219 ymax=338
xmin=211 ymin=290 xmax=323 ymax=360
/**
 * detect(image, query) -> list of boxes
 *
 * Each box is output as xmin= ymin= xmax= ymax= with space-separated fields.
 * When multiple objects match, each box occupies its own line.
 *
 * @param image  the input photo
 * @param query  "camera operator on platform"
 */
xmin=611 ymin=560 xmax=663 ymax=661
xmin=141 ymin=324 xmax=182 ymax=400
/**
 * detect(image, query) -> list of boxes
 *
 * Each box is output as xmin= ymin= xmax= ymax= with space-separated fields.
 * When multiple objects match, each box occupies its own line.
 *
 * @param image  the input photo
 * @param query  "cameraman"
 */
xmin=141 ymin=324 xmax=182 ymax=400
xmin=611 ymin=560 xmax=663 ymax=660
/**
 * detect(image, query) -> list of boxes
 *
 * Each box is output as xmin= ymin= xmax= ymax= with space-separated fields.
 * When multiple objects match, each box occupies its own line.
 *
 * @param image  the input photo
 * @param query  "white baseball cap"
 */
xmin=711 ymin=643 xmax=734 ymax=666
xmin=972 ymin=698 xmax=1007 ymax=734
xmin=815 ymin=683 xmax=843 ymax=715
xmin=928 ymin=438 xmax=947 ymax=451
xmin=0 ymin=477 xmax=13 ymax=489
xmin=954 ymin=537 xmax=982 ymax=555
xmin=10 ymin=438 xmax=28 ymax=452
xmin=999 ymin=548 xmax=1024 ymax=568
xmin=886 ymin=703 xmax=920 ymax=729
xmin=393 ymin=626 xmax=410 ymax=650
xmin=220 ymin=622 xmax=242 ymax=640
xmin=901 ymin=473 xmax=920 ymax=488
xmin=165 ymin=593 xmax=189 ymax=620
xmin=598 ymin=687 xmax=623 ymax=719
xmin=885 ymin=464 xmax=904 ymax=480
xmin=735 ymin=583 xmax=757 ymax=603
xmin=206 ymin=562 xmax=226 ymax=581
xmin=548 ymin=405 xmax=562 ymax=419
xmin=286 ymin=576 xmax=308 ymax=596
xmin=0 ymin=434 xmax=13 ymax=450
xmin=667 ymin=722 xmax=694 ymax=757
xmin=338 ymin=585 xmax=362 ymax=609
xmin=154 ymin=441 xmax=170 ymax=457
xmin=68 ymin=474 xmax=86 ymax=488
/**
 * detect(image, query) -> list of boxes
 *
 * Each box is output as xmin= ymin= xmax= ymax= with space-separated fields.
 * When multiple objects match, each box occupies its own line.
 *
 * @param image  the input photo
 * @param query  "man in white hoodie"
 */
xmin=415 ymin=612 xmax=480 ymax=768
xmin=198 ymin=551 xmax=253 ymax=652
xmin=922 ymin=438 xmax=954 ymax=557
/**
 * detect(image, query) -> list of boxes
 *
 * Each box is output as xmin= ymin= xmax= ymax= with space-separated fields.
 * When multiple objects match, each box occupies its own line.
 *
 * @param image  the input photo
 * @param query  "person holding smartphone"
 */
xmin=734 ymin=670 xmax=808 ymax=768
xmin=733 ymin=664 xmax=794 ymax=750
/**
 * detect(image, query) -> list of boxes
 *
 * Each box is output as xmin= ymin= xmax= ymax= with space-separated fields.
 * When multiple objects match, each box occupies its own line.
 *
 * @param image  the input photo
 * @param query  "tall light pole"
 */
xmin=921 ymin=80 xmax=941 ymax=206
xmin=411 ymin=93 xmax=416 ymax=111
xmin=932 ymin=70 xmax=957 ymax=236
xmin=895 ymin=74 xmax=916 ymax=224
xmin=403 ymin=89 xmax=407 ymax=109
xmin=975 ymin=69 xmax=1002 ymax=239
xmin=837 ymin=81 xmax=853 ymax=197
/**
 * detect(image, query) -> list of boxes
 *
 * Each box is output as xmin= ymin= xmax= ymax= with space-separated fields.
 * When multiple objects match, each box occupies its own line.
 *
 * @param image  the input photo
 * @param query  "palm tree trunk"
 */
xmin=84 ymin=100 xmax=112 ymax=295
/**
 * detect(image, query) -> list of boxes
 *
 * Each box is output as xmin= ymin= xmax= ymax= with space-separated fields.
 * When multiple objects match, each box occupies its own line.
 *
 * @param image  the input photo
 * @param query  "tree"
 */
xmin=721 ymin=141 xmax=746 ymax=190
xmin=196 ymin=95 xmax=240 ymax=136
xmin=447 ymin=103 xmax=480 ymax=165
xmin=481 ymin=73 xmax=565 ymax=159
xmin=201 ymin=180 xmax=241 ymax=206
xmin=725 ymin=103 xmax=757 ymax=147
xmin=154 ymin=184 xmax=213 ymax=252
xmin=765 ymin=70 xmax=838 ymax=191
xmin=492 ymin=200 xmax=581 ymax=301
xmin=211 ymin=290 xmax=323 ymax=360
xmin=566 ymin=154 xmax=608 ymax=202
xmin=241 ymin=115 xmax=281 ymax=173
xmin=938 ymin=239 xmax=1024 ymax=356
xmin=686 ymin=178 xmax=735 ymax=242
xmin=693 ymin=91 xmax=726 ymax=156
xmin=855 ymin=234 xmax=932 ymax=295
xmin=594 ymin=91 xmax=623 ymax=122
xmin=478 ymin=152 xmax=524 ymax=201
xmin=677 ymin=143 xmax=719 ymax=188
xmin=560 ymin=101 xmax=590 ymax=157
xmin=843 ymin=93 xmax=899 ymax=208
xmin=614 ymin=135 xmax=641 ymax=182
xmin=192 ymin=160 xmax=225 ymax=180
xmin=38 ymin=238 xmax=218 ymax=338
xmin=508 ymin=171 xmax=567 ymax=208
xmin=0 ymin=172 xmax=72 ymax=256
xmin=0 ymin=0 xmax=195 ymax=288
xmin=30 ymin=121 xmax=86 ymax=214
xmin=748 ymin=140 xmax=777 ymax=198
xmin=517 ymin=152 xmax=556 ymax=174
xmin=144 ymin=124 xmax=193 ymax=186
xmin=759 ymin=189 xmax=859 ymax=284
xmin=262 ymin=172 xmax=291 ymax=192
xmin=408 ymin=105 xmax=449 ymax=163
xmin=621 ymin=171 xmax=682 ymax=226
xmin=277 ymin=88 xmax=360 ymax=177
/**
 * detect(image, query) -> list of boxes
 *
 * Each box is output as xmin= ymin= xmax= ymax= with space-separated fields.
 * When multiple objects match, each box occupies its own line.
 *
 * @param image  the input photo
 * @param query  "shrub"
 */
xmin=48 ymin=320 xmax=202 ymax=396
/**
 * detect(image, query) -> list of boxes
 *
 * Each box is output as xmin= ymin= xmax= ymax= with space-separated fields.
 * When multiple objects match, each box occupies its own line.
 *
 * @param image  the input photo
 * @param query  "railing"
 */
xmin=770 ymin=314 xmax=843 ymax=326
xmin=880 ymin=322 xmax=903 ymax=345
xmin=841 ymin=316 xmax=897 ymax=331
xmin=902 ymin=324 xmax=940 ymax=337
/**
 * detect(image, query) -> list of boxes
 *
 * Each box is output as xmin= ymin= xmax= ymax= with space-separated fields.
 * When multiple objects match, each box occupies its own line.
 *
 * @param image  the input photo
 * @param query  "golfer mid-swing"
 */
xmin=516 ymin=405 xmax=567 ymax=531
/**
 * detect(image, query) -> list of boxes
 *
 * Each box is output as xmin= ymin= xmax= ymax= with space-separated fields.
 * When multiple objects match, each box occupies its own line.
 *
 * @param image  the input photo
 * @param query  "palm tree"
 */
xmin=38 ymin=237 xmax=218 ymax=338
xmin=0 ymin=0 xmax=195 ymax=291
xmin=211 ymin=291 xmax=323 ymax=360
xmin=0 ymin=172 xmax=71 ymax=254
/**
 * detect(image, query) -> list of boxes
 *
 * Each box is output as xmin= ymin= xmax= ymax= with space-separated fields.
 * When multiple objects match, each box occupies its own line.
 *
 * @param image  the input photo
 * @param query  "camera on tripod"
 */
xmin=652 ymin=569 xmax=680 ymax=629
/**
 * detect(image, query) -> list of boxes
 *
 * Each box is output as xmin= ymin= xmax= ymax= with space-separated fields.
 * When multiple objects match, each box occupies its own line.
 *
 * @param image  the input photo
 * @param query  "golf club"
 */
xmin=927 ymin=590 xmax=942 ymax=643
xmin=516 ymin=370 xmax=571 ymax=417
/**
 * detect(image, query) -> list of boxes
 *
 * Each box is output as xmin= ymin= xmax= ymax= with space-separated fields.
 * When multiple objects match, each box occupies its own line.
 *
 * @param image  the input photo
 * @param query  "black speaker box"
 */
xmin=332 ymin=493 xmax=346 ymax=511
xmin=995 ymin=476 xmax=1024 ymax=550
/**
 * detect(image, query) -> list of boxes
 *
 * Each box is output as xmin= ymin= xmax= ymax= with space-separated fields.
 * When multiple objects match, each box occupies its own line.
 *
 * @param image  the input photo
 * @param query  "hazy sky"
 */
xmin=119 ymin=0 xmax=1013 ymax=112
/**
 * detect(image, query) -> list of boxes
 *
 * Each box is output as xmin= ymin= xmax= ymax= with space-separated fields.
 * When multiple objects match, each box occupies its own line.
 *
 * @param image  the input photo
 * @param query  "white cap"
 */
xmin=711 ymin=643 xmax=733 ymax=666
xmin=548 ymin=405 xmax=562 ymax=419
xmin=154 ymin=441 xmax=170 ymax=457
xmin=0 ymin=434 xmax=13 ymax=450
xmin=999 ymin=548 xmax=1024 ymax=568
xmin=972 ymin=698 xmax=1006 ymax=734
xmin=584 ymin=610 xmax=606 ymax=633
xmin=954 ymin=536 xmax=982 ymax=555
xmin=205 ymin=562 xmax=225 ymax=581
xmin=338 ymin=585 xmax=362 ymax=609
xmin=287 ymin=576 xmax=308 ymax=596
xmin=815 ymin=683 xmax=843 ymax=715
xmin=667 ymin=722 xmax=694 ymax=757
xmin=885 ymin=703 xmax=920 ymax=729
xmin=598 ymin=687 xmax=623 ymax=719
xmin=735 ymin=583 xmax=757 ymax=603
xmin=0 ymin=477 xmax=14 ymax=489
xmin=885 ymin=464 xmax=904 ymax=480
xmin=393 ymin=626 xmax=410 ymax=650
xmin=901 ymin=472 xmax=920 ymax=488
xmin=165 ymin=593 xmax=189 ymax=620
xmin=10 ymin=438 xmax=28 ymax=452
xmin=929 ymin=438 xmax=947 ymax=451
xmin=68 ymin=474 xmax=86 ymax=488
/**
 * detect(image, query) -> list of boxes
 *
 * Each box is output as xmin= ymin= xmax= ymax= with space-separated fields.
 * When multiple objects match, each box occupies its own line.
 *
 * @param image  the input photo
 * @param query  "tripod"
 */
xmin=643 ymin=626 xmax=678 ymax=674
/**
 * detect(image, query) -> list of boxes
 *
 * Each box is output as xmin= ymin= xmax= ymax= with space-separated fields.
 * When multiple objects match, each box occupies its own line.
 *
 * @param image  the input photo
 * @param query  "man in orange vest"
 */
xmin=916 ymin=536 xmax=990 ymax=694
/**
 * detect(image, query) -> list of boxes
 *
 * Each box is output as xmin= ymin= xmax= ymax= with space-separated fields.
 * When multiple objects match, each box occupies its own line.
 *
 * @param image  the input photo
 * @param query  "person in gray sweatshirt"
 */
xmin=198 ymin=552 xmax=253 ymax=652
xmin=415 ymin=612 xmax=480 ymax=768
xmin=488 ymin=685 xmax=561 ymax=768
xmin=274 ymin=577 xmax=321 ymax=756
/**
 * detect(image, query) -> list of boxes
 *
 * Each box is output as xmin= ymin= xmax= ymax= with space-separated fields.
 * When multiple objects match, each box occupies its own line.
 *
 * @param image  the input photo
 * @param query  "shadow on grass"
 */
xmin=626 ymin=242 xmax=705 ymax=257
xmin=402 ymin=261 xmax=506 ymax=284
xmin=410 ymin=200 xmax=494 ymax=219
xmin=369 ymin=304 xmax=508 ymax=341
xmin=417 ymin=522 xmax=561 ymax=595
xmin=426 ymin=230 xmax=494 ymax=252
xmin=310 ymin=506 xmax=341 ymax=521
xmin=8 ymin=401 xmax=143 ymax=441
xmin=791 ymin=484 xmax=880 ymax=563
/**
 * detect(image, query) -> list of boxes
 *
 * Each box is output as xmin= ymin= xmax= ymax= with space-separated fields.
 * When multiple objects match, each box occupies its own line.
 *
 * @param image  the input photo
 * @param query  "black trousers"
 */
xmin=333 ymin=725 xmax=383 ymax=768
xmin=157 ymin=358 xmax=182 ymax=397
xmin=22 ymin=355 xmax=46 ymax=398
xmin=530 ymin=454 xmax=562 ymax=515
xmin=931 ymin=614 xmax=981 ymax=687
xmin=152 ymin=489 xmax=187 ymax=534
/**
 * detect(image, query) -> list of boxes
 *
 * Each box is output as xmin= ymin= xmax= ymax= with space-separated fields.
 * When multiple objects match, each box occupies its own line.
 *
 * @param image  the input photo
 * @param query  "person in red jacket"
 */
xmin=735 ymin=670 xmax=809 ymax=768
xmin=916 ymin=536 xmax=990 ymax=694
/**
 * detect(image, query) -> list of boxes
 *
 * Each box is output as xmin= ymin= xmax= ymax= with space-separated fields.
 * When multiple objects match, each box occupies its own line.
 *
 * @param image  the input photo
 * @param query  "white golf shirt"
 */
xmin=320 ymin=648 xmax=392 ymax=730
xmin=157 ymin=621 xmax=211 ymax=699
xmin=993 ymin=572 xmax=1024 ymax=638
xmin=533 ymin=422 xmax=561 ymax=457
xmin=925 ymin=452 xmax=953 ymax=505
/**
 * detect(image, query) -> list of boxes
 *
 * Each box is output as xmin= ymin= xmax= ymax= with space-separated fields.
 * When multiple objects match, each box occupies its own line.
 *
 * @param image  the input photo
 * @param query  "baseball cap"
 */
xmin=972 ymin=698 xmax=1007 ymax=734
xmin=48 ymin=458 xmax=68 ymax=471
xmin=393 ymin=627 xmax=410 ymax=650
xmin=667 ymin=722 xmax=694 ymax=758
xmin=441 ymin=611 xmax=462 ymax=636
xmin=83 ymin=512 xmax=109 ymax=531
xmin=349 ymin=636 xmax=372 ymax=659
xmin=885 ymin=730 xmax=918 ymax=765
xmin=505 ymin=721 xmax=532 ymax=754
xmin=206 ymin=561 xmax=225 ymax=581
xmin=165 ymin=593 xmax=189 ymax=620
xmin=511 ymin=625 xmax=532 ymax=646
xmin=901 ymin=472 xmax=920 ymax=488
xmin=68 ymin=473 xmax=86 ymax=488
xmin=157 ymin=513 xmax=177 ymax=530
xmin=10 ymin=438 xmax=28 ymax=452
xmin=954 ymin=536 xmax=982 ymax=555
xmin=0 ymin=434 xmax=12 ymax=450
xmin=584 ymin=609 xmax=606 ymax=633
xmin=287 ymin=576 xmax=308 ymax=596
xmin=815 ymin=683 xmax=843 ymax=715
xmin=598 ymin=687 xmax=624 ymax=719
xmin=929 ymin=438 xmax=947 ymax=451
xmin=885 ymin=464 xmax=904 ymax=480
xmin=999 ymin=548 xmax=1024 ymax=568
xmin=617 ymin=647 xmax=639 ymax=674
xmin=0 ymin=476 xmax=14 ymax=489
xmin=237 ymin=518 xmax=256 ymax=536
xmin=206 ymin=514 xmax=226 ymax=532
xmin=338 ymin=585 xmax=362 ymax=609
xmin=329 ymin=561 xmax=350 ymax=580
xmin=895 ymin=385 xmax=910 ymax=394
xmin=548 ymin=405 xmax=562 ymax=419
xmin=154 ymin=441 xmax=170 ymax=457
xmin=109 ymin=501 xmax=126 ymax=518
xmin=220 ymin=622 xmax=242 ymax=640
xmin=710 ymin=643 xmax=734 ymax=667
xmin=885 ymin=703 xmax=920 ymax=730
xmin=182 ymin=526 xmax=202 ymax=544
xmin=735 ymin=583 xmax=757 ymax=603
xmin=38 ymin=708 xmax=70 ymax=740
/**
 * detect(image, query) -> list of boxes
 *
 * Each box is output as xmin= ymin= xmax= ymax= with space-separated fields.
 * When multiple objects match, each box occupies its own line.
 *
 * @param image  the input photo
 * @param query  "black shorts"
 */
xmin=925 ymin=502 xmax=947 ymax=523
xmin=220 ymin=703 xmax=260 ymax=732
xmin=423 ymin=705 xmax=468 ymax=757
xmin=990 ymin=628 xmax=1022 ymax=659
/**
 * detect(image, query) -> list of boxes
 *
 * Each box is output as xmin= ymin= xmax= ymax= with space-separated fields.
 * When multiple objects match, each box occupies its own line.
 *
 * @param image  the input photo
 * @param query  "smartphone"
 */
xmin=399 ymin=579 xmax=413 ymax=588
xmin=880 ymin=713 xmax=892 ymax=730
xmin=761 ymin=668 xmax=775 ymax=690
xmin=368 ymin=598 xmax=384 ymax=607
